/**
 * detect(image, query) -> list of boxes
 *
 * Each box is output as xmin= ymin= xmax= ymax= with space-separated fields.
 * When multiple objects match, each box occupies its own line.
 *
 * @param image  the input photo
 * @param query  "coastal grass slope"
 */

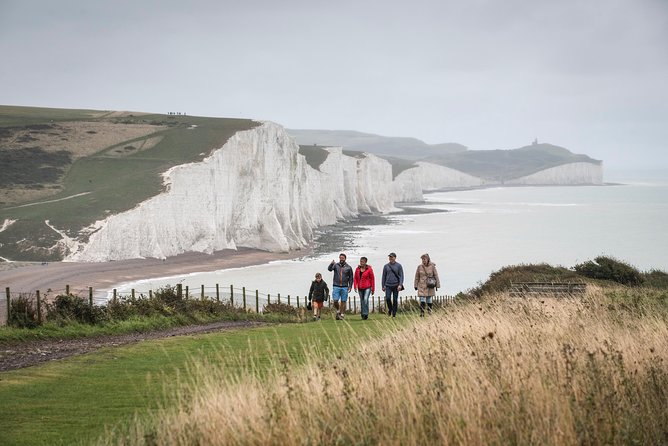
xmin=0 ymin=105 xmax=258 ymax=261
xmin=101 ymin=286 xmax=668 ymax=446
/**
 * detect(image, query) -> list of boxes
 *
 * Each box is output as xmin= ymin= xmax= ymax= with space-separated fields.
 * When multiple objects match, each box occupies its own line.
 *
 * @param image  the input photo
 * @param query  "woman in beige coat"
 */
xmin=413 ymin=253 xmax=441 ymax=316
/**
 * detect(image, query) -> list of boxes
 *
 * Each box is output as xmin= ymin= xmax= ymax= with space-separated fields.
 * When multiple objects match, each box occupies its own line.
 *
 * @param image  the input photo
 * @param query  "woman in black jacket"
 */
xmin=308 ymin=272 xmax=329 ymax=320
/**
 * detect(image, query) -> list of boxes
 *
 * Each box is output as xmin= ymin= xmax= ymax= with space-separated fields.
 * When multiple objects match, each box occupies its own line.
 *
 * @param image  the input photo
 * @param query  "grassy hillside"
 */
xmin=289 ymin=130 xmax=601 ymax=181
xmin=426 ymin=143 xmax=602 ymax=181
xmin=0 ymin=105 xmax=258 ymax=261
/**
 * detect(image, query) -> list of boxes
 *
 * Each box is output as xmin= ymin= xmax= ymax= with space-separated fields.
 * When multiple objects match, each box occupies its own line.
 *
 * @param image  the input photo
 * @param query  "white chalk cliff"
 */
xmin=64 ymin=123 xmax=603 ymax=261
xmin=392 ymin=162 xmax=486 ymax=202
xmin=67 ymin=122 xmax=396 ymax=261
xmin=504 ymin=162 xmax=603 ymax=185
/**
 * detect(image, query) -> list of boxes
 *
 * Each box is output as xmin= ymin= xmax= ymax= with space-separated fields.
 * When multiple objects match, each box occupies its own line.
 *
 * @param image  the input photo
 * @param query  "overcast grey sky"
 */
xmin=1 ymin=0 xmax=667 ymax=169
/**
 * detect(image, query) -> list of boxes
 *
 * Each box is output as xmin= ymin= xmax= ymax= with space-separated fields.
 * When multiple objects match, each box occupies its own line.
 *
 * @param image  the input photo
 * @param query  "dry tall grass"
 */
xmin=103 ymin=287 xmax=668 ymax=445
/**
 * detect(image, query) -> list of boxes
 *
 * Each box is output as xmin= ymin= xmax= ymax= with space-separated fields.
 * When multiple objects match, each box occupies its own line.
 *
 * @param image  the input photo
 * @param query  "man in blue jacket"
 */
xmin=382 ymin=252 xmax=404 ymax=318
xmin=328 ymin=253 xmax=353 ymax=320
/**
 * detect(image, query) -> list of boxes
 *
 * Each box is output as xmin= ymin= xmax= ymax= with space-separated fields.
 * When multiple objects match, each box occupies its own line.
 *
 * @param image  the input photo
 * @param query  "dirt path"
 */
xmin=0 ymin=320 xmax=266 ymax=372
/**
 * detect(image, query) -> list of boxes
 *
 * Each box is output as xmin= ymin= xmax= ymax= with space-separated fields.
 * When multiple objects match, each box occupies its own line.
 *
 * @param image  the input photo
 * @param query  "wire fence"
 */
xmin=1 ymin=284 xmax=455 ymax=326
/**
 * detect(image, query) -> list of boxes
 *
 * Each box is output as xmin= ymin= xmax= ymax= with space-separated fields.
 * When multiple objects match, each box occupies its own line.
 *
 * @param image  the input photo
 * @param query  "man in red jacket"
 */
xmin=354 ymin=256 xmax=375 ymax=320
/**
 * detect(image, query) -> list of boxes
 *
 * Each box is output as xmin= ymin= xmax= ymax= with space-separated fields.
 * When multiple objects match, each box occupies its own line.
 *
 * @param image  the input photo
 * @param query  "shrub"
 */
xmin=263 ymin=302 xmax=299 ymax=315
xmin=574 ymin=256 xmax=643 ymax=286
xmin=642 ymin=269 xmax=668 ymax=289
xmin=8 ymin=294 xmax=39 ymax=329
xmin=47 ymin=294 xmax=107 ymax=324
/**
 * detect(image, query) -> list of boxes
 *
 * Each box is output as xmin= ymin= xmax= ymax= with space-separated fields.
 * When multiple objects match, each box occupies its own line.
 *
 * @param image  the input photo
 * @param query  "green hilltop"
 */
xmin=0 ymin=105 xmax=258 ymax=261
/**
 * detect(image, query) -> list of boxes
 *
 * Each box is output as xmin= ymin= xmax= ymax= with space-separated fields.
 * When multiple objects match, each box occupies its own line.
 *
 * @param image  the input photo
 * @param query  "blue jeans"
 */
xmin=385 ymin=285 xmax=399 ymax=316
xmin=419 ymin=296 xmax=433 ymax=304
xmin=359 ymin=288 xmax=371 ymax=316
xmin=332 ymin=286 xmax=349 ymax=302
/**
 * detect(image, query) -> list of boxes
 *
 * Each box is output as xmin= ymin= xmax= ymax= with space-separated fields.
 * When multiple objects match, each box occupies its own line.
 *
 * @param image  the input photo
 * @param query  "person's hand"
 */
xmin=354 ymin=288 xmax=358 ymax=293
xmin=348 ymin=287 xmax=352 ymax=293
xmin=382 ymin=287 xmax=386 ymax=292
xmin=399 ymin=285 xmax=403 ymax=291
xmin=330 ymin=260 xmax=335 ymax=264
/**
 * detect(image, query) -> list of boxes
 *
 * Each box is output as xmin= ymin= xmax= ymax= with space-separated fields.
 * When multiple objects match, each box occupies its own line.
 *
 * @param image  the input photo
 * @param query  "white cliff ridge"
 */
xmin=65 ymin=122 xmax=604 ymax=262
xmin=392 ymin=162 xmax=486 ymax=202
xmin=505 ymin=162 xmax=603 ymax=185
xmin=67 ymin=122 xmax=396 ymax=261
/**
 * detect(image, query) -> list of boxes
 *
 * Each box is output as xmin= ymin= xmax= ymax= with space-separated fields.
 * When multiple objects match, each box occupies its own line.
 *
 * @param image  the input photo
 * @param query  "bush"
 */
xmin=47 ymin=294 xmax=107 ymax=324
xmin=642 ymin=269 xmax=668 ymax=289
xmin=263 ymin=302 xmax=299 ymax=315
xmin=8 ymin=294 xmax=39 ymax=328
xmin=469 ymin=263 xmax=580 ymax=298
xmin=574 ymin=256 xmax=644 ymax=286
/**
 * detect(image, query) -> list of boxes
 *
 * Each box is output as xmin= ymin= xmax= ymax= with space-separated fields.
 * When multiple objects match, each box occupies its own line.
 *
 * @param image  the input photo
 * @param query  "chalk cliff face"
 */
xmin=393 ymin=162 xmax=486 ymax=202
xmin=67 ymin=123 xmax=396 ymax=261
xmin=65 ymin=122 xmax=603 ymax=262
xmin=504 ymin=162 xmax=603 ymax=185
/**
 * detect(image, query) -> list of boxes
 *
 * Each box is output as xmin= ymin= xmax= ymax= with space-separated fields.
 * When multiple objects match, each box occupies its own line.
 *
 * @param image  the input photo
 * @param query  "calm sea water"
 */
xmin=114 ymin=171 xmax=668 ymax=299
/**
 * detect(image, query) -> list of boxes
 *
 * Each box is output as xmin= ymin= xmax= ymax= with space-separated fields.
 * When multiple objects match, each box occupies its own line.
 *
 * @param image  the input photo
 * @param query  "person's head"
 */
xmin=421 ymin=253 xmax=430 ymax=265
xmin=339 ymin=253 xmax=347 ymax=263
xmin=360 ymin=256 xmax=367 ymax=266
xmin=315 ymin=272 xmax=322 ymax=281
xmin=388 ymin=252 xmax=397 ymax=263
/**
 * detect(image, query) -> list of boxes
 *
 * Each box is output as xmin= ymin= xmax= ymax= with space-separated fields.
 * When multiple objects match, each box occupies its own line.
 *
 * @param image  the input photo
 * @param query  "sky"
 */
xmin=1 ymin=0 xmax=667 ymax=169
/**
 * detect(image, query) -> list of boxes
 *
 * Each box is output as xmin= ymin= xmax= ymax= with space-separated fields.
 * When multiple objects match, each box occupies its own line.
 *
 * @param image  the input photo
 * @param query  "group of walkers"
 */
xmin=307 ymin=252 xmax=441 ymax=321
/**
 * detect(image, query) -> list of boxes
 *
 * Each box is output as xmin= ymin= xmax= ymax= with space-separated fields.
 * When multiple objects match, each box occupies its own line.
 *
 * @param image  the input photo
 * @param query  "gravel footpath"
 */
xmin=0 ymin=320 xmax=265 ymax=372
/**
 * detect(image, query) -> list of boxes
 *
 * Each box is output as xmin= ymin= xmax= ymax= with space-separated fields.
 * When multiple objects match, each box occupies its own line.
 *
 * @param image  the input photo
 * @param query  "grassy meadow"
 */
xmin=96 ymin=286 xmax=668 ymax=446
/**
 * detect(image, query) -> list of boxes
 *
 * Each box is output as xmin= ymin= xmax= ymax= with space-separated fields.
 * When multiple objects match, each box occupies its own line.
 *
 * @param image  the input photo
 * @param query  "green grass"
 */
xmin=0 ymin=107 xmax=259 ymax=261
xmin=0 ymin=314 xmax=410 ymax=446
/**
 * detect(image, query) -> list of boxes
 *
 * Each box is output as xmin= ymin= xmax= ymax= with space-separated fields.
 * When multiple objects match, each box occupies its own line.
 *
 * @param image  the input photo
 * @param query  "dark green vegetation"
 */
xmin=468 ymin=255 xmax=668 ymax=297
xmin=0 ymin=313 xmax=409 ymax=446
xmin=1 ymin=286 xmax=296 ymax=341
xmin=0 ymin=105 xmax=258 ymax=261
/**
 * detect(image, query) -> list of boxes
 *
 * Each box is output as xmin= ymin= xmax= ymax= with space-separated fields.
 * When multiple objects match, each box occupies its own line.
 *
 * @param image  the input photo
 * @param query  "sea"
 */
xmin=113 ymin=169 xmax=668 ymax=300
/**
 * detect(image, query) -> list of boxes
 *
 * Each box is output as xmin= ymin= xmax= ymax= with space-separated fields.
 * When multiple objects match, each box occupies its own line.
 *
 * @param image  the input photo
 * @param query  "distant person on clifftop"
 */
xmin=382 ymin=252 xmax=404 ymax=318
xmin=328 ymin=253 xmax=353 ymax=320
xmin=308 ymin=272 xmax=329 ymax=321
xmin=354 ymin=256 xmax=375 ymax=320
xmin=414 ymin=253 xmax=441 ymax=317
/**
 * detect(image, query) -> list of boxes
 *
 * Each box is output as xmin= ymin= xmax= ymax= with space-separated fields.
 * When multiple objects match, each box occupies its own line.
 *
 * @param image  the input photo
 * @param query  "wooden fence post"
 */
xmin=287 ymin=294 xmax=291 ymax=306
xmin=278 ymin=293 xmax=281 ymax=305
xmin=36 ymin=290 xmax=41 ymax=324
xmin=297 ymin=296 xmax=300 ymax=308
xmin=372 ymin=294 xmax=375 ymax=313
xmin=149 ymin=290 xmax=153 ymax=299
xmin=353 ymin=296 xmax=357 ymax=314
xmin=201 ymin=285 xmax=205 ymax=300
xmin=113 ymin=289 xmax=117 ymax=303
xmin=267 ymin=294 xmax=271 ymax=305
xmin=216 ymin=284 xmax=220 ymax=302
xmin=185 ymin=286 xmax=189 ymax=298
xmin=5 ymin=287 xmax=10 ymax=322
xmin=89 ymin=287 xmax=93 ymax=307
xmin=132 ymin=289 xmax=136 ymax=299
xmin=230 ymin=285 xmax=234 ymax=307
xmin=176 ymin=284 xmax=182 ymax=299
xmin=243 ymin=287 xmax=246 ymax=310
xmin=66 ymin=284 xmax=70 ymax=295
xmin=256 ymin=290 xmax=259 ymax=313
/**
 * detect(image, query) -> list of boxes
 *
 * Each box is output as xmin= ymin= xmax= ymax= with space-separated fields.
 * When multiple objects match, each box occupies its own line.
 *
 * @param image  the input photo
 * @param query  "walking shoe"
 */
xmin=336 ymin=312 xmax=341 ymax=320
xmin=313 ymin=315 xmax=317 ymax=321
xmin=340 ymin=313 xmax=345 ymax=320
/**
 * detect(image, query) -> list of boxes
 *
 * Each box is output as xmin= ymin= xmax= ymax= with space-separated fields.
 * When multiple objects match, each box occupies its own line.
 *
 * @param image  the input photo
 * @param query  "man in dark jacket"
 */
xmin=328 ymin=253 xmax=353 ymax=320
xmin=382 ymin=252 xmax=404 ymax=318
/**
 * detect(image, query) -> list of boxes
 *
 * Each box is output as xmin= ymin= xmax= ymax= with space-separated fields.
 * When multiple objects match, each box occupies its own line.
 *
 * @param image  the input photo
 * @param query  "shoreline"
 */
xmin=0 ymin=248 xmax=308 ymax=298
